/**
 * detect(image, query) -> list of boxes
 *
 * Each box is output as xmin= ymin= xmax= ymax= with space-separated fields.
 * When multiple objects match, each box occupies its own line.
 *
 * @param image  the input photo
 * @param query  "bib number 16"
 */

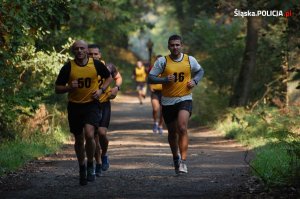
xmin=173 ymin=72 xmax=184 ymax=82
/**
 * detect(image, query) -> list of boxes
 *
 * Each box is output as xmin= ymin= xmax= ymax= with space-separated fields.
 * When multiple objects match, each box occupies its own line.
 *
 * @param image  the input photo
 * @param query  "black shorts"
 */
xmin=151 ymin=90 xmax=162 ymax=104
xmin=162 ymin=100 xmax=192 ymax=124
xmin=99 ymin=101 xmax=111 ymax=128
xmin=136 ymin=82 xmax=146 ymax=91
xmin=67 ymin=101 xmax=101 ymax=135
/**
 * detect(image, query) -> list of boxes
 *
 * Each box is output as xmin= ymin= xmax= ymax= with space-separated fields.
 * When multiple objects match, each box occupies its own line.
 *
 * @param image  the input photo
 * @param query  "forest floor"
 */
xmin=0 ymin=94 xmax=298 ymax=199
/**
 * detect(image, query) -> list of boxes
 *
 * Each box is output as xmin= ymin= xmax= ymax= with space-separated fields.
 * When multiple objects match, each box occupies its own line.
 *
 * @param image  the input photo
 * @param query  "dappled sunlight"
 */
xmin=112 ymin=163 xmax=170 ymax=170
xmin=196 ymin=164 xmax=247 ymax=169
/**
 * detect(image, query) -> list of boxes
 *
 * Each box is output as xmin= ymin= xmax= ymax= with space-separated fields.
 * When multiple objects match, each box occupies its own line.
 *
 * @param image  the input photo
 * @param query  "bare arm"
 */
xmin=114 ymin=72 xmax=123 ymax=87
xmin=110 ymin=72 xmax=122 ymax=98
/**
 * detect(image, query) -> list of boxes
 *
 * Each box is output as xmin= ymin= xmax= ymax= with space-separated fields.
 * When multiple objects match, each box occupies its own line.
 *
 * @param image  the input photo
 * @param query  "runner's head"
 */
xmin=72 ymin=40 xmax=89 ymax=61
xmin=88 ymin=44 xmax=102 ymax=60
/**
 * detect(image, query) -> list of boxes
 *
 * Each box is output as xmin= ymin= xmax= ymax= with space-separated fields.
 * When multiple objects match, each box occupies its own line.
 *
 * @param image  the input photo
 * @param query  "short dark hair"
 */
xmin=88 ymin=44 xmax=101 ymax=50
xmin=168 ymin=35 xmax=182 ymax=44
xmin=156 ymin=55 xmax=162 ymax=59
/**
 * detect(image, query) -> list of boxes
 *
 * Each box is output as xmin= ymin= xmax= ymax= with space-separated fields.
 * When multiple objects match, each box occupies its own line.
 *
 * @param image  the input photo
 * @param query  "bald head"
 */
xmin=72 ymin=40 xmax=88 ymax=52
xmin=72 ymin=40 xmax=89 ymax=62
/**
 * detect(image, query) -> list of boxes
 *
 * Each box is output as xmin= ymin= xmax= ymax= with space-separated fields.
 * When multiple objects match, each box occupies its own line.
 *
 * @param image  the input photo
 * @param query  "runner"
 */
xmin=148 ymin=35 xmax=204 ymax=174
xmin=88 ymin=44 xmax=123 ymax=177
xmin=55 ymin=40 xmax=112 ymax=185
xmin=132 ymin=60 xmax=147 ymax=105
xmin=148 ymin=55 xmax=164 ymax=134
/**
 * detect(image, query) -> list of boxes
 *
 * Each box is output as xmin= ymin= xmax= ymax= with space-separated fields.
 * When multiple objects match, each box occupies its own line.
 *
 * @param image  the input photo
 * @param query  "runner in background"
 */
xmin=132 ymin=60 xmax=147 ymax=105
xmin=148 ymin=55 xmax=164 ymax=134
xmin=88 ymin=44 xmax=122 ymax=177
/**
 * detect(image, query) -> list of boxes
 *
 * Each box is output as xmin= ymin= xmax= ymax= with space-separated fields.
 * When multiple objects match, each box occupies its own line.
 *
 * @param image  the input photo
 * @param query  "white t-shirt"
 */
xmin=149 ymin=53 xmax=203 ymax=105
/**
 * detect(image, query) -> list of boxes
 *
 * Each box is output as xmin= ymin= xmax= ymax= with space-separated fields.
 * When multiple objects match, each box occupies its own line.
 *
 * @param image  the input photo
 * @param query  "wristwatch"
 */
xmin=193 ymin=79 xmax=198 ymax=85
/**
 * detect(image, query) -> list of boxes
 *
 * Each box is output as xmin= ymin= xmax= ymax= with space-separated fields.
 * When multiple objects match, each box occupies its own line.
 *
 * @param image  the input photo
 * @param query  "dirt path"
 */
xmin=1 ymin=94 xmax=256 ymax=199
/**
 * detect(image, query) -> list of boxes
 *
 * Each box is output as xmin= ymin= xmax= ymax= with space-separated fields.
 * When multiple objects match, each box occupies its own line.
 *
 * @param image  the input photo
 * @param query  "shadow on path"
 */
xmin=0 ymin=94 xmax=251 ymax=199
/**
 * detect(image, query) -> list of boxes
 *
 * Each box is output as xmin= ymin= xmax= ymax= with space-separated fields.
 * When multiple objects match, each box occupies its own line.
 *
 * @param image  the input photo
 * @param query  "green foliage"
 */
xmin=189 ymin=17 xmax=244 ymax=95
xmin=251 ymin=141 xmax=300 ymax=186
xmin=250 ymin=17 xmax=288 ymax=103
xmin=0 ymin=125 xmax=69 ymax=175
xmin=0 ymin=41 xmax=72 ymax=140
xmin=215 ymin=106 xmax=300 ymax=186
xmin=193 ymin=79 xmax=230 ymax=125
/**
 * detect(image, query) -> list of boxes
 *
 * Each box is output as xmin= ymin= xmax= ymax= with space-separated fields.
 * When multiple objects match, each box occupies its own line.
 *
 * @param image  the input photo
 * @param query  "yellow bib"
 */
xmin=150 ymin=74 xmax=163 ymax=91
xmin=161 ymin=54 xmax=192 ymax=97
xmin=99 ymin=85 xmax=112 ymax=103
xmin=68 ymin=58 xmax=99 ymax=103
xmin=150 ymin=83 xmax=162 ymax=91
xmin=135 ymin=66 xmax=147 ymax=82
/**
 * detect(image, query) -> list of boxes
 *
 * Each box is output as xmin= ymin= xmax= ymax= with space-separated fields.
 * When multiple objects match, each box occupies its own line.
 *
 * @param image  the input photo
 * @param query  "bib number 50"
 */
xmin=78 ymin=78 xmax=91 ymax=88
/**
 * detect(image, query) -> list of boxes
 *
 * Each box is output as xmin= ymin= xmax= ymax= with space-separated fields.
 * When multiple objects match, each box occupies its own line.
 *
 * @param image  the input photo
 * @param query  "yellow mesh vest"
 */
xmin=150 ymin=75 xmax=163 ymax=91
xmin=135 ymin=66 xmax=147 ymax=82
xmin=68 ymin=58 xmax=99 ymax=103
xmin=161 ymin=54 xmax=192 ymax=97
xmin=99 ymin=84 xmax=112 ymax=103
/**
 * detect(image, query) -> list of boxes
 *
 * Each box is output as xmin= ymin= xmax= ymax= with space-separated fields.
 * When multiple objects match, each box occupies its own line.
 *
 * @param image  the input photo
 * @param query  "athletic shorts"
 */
xmin=67 ymin=101 xmax=101 ymax=135
xmin=151 ymin=90 xmax=162 ymax=104
xmin=136 ymin=82 xmax=146 ymax=91
xmin=162 ymin=100 xmax=192 ymax=124
xmin=99 ymin=101 xmax=111 ymax=128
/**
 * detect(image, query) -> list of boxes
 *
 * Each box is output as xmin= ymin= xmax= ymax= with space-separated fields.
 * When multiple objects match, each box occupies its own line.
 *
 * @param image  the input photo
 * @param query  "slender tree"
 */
xmin=230 ymin=16 xmax=262 ymax=106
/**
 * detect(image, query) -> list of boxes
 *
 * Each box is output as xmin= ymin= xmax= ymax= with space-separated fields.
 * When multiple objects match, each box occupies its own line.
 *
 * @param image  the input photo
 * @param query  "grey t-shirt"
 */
xmin=149 ymin=53 xmax=204 ymax=106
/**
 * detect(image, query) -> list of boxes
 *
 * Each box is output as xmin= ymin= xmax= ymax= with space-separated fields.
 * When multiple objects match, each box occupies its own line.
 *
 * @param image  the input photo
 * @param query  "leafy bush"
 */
xmin=0 ymin=40 xmax=72 ymax=140
xmin=192 ymin=79 xmax=230 ymax=125
xmin=251 ymin=141 xmax=300 ymax=186
xmin=215 ymin=106 xmax=300 ymax=187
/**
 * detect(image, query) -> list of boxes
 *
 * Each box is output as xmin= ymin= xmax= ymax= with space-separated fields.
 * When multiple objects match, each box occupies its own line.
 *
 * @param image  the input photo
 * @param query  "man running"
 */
xmin=88 ymin=44 xmax=123 ymax=176
xmin=148 ymin=35 xmax=204 ymax=174
xmin=148 ymin=55 xmax=164 ymax=134
xmin=132 ymin=60 xmax=147 ymax=105
xmin=55 ymin=40 xmax=112 ymax=185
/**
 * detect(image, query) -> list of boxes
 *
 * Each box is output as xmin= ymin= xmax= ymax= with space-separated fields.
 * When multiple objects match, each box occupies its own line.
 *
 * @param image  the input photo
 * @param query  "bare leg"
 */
xmin=138 ymin=90 xmax=144 ymax=104
xmin=84 ymin=124 xmax=96 ymax=163
xmin=94 ymin=133 xmax=101 ymax=165
xmin=74 ymin=133 xmax=85 ymax=165
xmin=177 ymin=110 xmax=190 ymax=160
xmin=98 ymin=127 xmax=109 ymax=156
xmin=166 ymin=121 xmax=179 ymax=159
xmin=151 ymin=96 xmax=160 ymax=124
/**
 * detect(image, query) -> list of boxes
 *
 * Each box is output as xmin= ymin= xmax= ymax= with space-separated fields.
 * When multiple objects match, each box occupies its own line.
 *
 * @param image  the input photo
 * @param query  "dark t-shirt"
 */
xmin=106 ymin=63 xmax=118 ymax=79
xmin=55 ymin=59 xmax=110 ymax=85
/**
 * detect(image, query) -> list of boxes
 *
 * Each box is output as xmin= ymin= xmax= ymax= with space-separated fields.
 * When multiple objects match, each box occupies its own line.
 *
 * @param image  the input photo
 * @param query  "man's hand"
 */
xmin=109 ymin=87 xmax=119 ymax=99
xmin=68 ymin=80 xmax=79 ymax=92
xmin=92 ymin=89 xmax=102 ymax=100
xmin=187 ymin=80 xmax=196 ymax=89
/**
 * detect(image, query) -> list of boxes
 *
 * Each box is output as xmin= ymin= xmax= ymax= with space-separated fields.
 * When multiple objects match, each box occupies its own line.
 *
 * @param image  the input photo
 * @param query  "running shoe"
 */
xmin=158 ymin=127 xmax=163 ymax=135
xmin=179 ymin=160 xmax=188 ymax=174
xmin=153 ymin=123 xmax=158 ymax=134
xmin=79 ymin=169 xmax=87 ymax=186
xmin=173 ymin=156 xmax=180 ymax=174
xmin=87 ymin=165 xmax=96 ymax=182
xmin=101 ymin=155 xmax=110 ymax=171
xmin=95 ymin=163 xmax=102 ymax=177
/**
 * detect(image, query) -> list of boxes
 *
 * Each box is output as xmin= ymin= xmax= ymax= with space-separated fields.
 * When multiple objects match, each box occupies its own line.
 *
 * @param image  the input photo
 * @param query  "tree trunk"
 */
xmin=229 ymin=16 xmax=261 ymax=107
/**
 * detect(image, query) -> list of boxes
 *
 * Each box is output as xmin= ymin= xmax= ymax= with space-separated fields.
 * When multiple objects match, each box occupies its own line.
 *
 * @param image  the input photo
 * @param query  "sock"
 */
xmin=87 ymin=161 xmax=94 ymax=168
xmin=79 ymin=164 xmax=86 ymax=172
xmin=173 ymin=156 xmax=180 ymax=161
